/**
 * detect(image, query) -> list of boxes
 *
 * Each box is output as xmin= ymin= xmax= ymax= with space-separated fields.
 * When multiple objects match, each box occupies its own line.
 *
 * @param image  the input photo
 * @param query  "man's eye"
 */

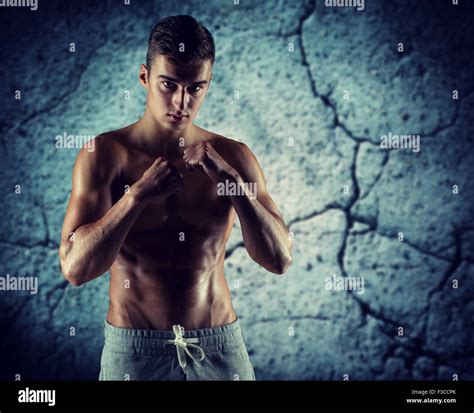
xmin=162 ymin=81 xmax=175 ymax=89
xmin=189 ymin=85 xmax=202 ymax=93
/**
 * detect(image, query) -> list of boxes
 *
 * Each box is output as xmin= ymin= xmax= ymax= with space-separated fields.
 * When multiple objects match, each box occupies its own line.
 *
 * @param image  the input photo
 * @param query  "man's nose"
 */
xmin=172 ymin=88 xmax=189 ymax=111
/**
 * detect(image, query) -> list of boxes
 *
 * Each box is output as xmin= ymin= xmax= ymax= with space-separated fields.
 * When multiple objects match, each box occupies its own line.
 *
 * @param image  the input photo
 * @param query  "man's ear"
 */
xmin=139 ymin=64 xmax=149 ymax=89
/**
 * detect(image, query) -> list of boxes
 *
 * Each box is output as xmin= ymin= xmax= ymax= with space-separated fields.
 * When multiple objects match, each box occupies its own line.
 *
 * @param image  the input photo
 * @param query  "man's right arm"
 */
xmin=59 ymin=137 xmax=184 ymax=287
xmin=58 ymin=138 xmax=147 ymax=286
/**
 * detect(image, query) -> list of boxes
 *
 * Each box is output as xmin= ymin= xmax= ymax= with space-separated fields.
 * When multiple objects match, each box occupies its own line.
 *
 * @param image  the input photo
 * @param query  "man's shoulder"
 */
xmin=93 ymin=126 xmax=131 ymax=153
xmin=88 ymin=124 xmax=134 ymax=157
xmin=203 ymin=130 xmax=252 ymax=163
xmin=199 ymin=130 xmax=261 ymax=183
xmin=74 ymin=128 xmax=129 ymax=178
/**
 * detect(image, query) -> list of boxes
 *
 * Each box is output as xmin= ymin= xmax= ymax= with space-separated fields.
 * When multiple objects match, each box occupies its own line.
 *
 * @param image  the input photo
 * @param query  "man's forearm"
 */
xmin=223 ymin=173 xmax=293 ymax=274
xmin=59 ymin=189 xmax=147 ymax=286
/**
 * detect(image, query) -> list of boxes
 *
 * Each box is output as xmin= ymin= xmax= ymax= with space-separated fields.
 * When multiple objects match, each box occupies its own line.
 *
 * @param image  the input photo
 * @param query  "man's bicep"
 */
xmin=60 ymin=146 xmax=113 ymax=242
xmin=237 ymin=143 xmax=284 ymax=220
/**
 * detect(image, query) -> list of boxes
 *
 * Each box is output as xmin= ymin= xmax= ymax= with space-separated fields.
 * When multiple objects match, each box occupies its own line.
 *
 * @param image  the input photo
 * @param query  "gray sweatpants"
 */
xmin=99 ymin=317 xmax=256 ymax=381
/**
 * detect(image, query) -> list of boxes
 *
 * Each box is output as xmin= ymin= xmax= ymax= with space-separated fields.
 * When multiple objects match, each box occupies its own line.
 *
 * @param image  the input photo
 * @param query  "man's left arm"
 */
xmin=227 ymin=143 xmax=293 ymax=274
xmin=183 ymin=141 xmax=293 ymax=274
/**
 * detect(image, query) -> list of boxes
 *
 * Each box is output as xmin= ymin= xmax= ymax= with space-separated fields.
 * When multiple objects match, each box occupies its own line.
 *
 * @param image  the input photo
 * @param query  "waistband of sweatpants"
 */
xmin=103 ymin=317 xmax=245 ymax=356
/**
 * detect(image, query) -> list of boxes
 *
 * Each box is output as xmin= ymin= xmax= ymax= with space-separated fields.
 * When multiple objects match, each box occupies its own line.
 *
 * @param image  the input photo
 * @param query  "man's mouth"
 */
xmin=168 ymin=114 xmax=187 ymax=122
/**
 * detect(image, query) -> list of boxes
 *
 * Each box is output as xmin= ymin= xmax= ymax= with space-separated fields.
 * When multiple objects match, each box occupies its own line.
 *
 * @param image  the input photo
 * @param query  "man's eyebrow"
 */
xmin=158 ymin=75 xmax=208 ymax=85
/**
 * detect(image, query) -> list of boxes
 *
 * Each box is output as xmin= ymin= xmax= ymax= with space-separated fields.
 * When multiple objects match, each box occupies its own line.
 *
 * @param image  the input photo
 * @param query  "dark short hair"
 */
xmin=146 ymin=15 xmax=215 ymax=69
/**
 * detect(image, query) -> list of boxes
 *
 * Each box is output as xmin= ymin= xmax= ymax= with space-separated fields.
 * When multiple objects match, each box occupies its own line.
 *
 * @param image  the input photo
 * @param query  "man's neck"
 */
xmin=132 ymin=109 xmax=197 ymax=159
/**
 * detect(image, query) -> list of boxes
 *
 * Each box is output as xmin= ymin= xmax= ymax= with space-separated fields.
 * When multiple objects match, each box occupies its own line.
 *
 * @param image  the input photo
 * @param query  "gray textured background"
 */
xmin=0 ymin=0 xmax=473 ymax=380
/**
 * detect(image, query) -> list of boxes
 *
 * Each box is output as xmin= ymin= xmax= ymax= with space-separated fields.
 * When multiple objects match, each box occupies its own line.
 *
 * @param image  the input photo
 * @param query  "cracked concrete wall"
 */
xmin=0 ymin=0 xmax=473 ymax=380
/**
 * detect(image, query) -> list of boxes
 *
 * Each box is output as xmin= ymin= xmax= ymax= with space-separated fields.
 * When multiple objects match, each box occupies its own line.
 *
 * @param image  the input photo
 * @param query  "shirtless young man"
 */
xmin=59 ymin=15 xmax=292 ymax=381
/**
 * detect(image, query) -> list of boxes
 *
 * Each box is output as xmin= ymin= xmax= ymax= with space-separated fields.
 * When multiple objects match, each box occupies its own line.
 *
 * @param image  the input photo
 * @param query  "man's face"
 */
xmin=141 ymin=55 xmax=213 ymax=131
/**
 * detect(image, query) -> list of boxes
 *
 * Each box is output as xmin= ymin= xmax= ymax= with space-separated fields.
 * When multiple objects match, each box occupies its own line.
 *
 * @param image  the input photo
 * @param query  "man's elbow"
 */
xmin=273 ymin=253 xmax=293 ymax=275
xmin=61 ymin=262 xmax=84 ymax=287
xmin=64 ymin=273 xmax=84 ymax=287
xmin=273 ymin=232 xmax=294 ymax=274
xmin=59 ymin=247 xmax=84 ymax=287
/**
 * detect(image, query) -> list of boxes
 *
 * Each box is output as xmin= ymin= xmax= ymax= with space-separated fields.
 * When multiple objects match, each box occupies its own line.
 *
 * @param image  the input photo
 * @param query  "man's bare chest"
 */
xmin=111 ymin=157 xmax=234 ymax=233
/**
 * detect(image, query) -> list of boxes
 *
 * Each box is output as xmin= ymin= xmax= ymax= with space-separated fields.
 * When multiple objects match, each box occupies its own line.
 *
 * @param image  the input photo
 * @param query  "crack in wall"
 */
xmin=350 ymin=216 xmax=468 ymax=264
xmin=225 ymin=241 xmax=245 ymax=259
xmin=287 ymin=205 xmax=342 ymax=228
xmin=422 ymin=89 xmax=474 ymax=139
xmin=358 ymin=150 xmax=391 ymax=202
xmin=296 ymin=1 xmax=379 ymax=147
xmin=245 ymin=314 xmax=331 ymax=326
xmin=0 ymin=239 xmax=58 ymax=250
xmin=45 ymin=279 xmax=69 ymax=318
xmin=34 ymin=195 xmax=55 ymax=249
xmin=1 ymin=193 xmax=60 ymax=250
